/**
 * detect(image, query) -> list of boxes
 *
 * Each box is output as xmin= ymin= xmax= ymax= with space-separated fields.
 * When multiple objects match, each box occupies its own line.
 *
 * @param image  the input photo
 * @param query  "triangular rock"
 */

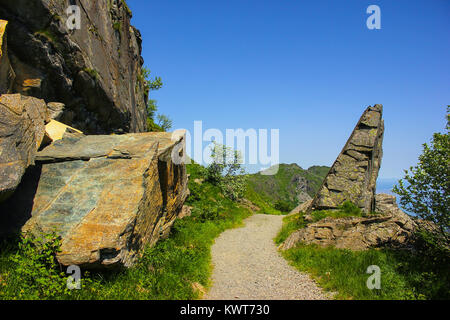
xmin=309 ymin=104 xmax=384 ymax=213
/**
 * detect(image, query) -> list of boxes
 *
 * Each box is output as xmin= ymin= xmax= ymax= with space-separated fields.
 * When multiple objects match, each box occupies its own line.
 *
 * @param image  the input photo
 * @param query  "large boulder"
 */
xmin=0 ymin=94 xmax=48 ymax=202
xmin=0 ymin=0 xmax=147 ymax=134
xmin=18 ymin=133 xmax=188 ymax=268
xmin=308 ymin=105 xmax=384 ymax=213
xmin=280 ymin=194 xmax=422 ymax=251
xmin=18 ymin=132 xmax=188 ymax=269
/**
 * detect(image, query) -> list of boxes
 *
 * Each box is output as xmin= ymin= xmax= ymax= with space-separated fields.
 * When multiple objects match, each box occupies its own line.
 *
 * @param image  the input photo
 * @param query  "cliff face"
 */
xmin=309 ymin=105 xmax=384 ymax=213
xmin=0 ymin=0 xmax=147 ymax=134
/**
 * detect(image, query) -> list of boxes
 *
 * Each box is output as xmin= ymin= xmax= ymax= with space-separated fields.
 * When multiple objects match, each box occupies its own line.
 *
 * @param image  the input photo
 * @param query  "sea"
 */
xmin=376 ymin=178 xmax=414 ymax=215
xmin=376 ymin=178 xmax=398 ymax=196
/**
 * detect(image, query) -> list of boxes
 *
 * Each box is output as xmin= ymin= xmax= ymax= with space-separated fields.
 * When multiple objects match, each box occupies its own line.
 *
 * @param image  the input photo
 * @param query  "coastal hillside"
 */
xmin=246 ymin=163 xmax=329 ymax=212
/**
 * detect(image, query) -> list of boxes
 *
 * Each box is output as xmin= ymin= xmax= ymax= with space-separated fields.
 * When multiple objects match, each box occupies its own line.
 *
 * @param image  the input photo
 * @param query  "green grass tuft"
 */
xmin=282 ymin=244 xmax=450 ymax=300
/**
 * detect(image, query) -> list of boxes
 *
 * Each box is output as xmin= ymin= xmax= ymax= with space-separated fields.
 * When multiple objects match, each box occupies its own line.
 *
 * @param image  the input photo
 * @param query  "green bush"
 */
xmin=0 ymin=232 xmax=94 ymax=300
xmin=339 ymin=201 xmax=363 ymax=216
xmin=206 ymin=142 xmax=247 ymax=201
xmin=393 ymin=107 xmax=449 ymax=236
xmin=274 ymin=199 xmax=294 ymax=213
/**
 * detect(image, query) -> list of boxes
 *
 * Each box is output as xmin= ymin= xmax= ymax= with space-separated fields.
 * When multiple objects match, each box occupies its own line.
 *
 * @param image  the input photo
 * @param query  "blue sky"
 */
xmin=128 ymin=0 xmax=449 ymax=179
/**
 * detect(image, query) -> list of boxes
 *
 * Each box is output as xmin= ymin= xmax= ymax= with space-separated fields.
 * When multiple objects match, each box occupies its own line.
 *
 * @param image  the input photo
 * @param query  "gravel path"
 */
xmin=204 ymin=214 xmax=328 ymax=300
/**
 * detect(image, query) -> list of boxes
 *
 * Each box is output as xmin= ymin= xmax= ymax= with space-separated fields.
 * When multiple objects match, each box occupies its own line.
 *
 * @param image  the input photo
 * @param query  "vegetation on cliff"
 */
xmin=245 ymin=163 xmax=329 ymax=213
xmin=140 ymin=66 xmax=173 ymax=132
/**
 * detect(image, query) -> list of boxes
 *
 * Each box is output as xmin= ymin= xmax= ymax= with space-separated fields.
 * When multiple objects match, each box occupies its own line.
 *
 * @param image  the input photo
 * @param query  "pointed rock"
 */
xmin=309 ymin=105 xmax=384 ymax=213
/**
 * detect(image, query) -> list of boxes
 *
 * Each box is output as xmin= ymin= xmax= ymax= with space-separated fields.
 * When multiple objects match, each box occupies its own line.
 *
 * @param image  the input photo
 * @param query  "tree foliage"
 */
xmin=140 ymin=67 xmax=172 ymax=132
xmin=206 ymin=142 xmax=247 ymax=201
xmin=393 ymin=107 xmax=450 ymax=235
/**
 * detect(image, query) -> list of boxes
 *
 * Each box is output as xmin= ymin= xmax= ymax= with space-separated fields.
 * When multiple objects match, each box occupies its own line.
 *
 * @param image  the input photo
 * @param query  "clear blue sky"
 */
xmin=128 ymin=0 xmax=449 ymax=179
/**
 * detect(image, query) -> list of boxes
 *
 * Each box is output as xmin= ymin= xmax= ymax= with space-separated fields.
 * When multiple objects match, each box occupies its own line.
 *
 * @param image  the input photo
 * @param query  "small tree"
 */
xmin=140 ymin=67 xmax=172 ymax=132
xmin=157 ymin=114 xmax=173 ymax=132
xmin=206 ymin=142 xmax=247 ymax=200
xmin=393 ymin=107 xmax=449 ymax=236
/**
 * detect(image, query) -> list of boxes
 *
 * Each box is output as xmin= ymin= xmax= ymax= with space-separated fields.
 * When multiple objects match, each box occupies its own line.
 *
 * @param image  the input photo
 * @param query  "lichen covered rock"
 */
xmin=280 ymin=194 xmax=423 ymax=251
xmin=309 ymin=105 xmax=384 ymax=213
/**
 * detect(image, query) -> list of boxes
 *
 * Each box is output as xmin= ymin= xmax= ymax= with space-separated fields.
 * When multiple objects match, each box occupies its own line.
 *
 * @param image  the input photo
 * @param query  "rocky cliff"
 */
xmin=0 ymin=2 xmax=190 ymax=270
xmin=308 ymin=104 xmax=384 ymax=213
xmin=0 ymin=0 xmax=147 ymax=134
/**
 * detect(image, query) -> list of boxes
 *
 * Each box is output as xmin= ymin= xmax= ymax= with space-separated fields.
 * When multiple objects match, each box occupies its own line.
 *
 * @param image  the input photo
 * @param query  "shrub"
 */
xmin=338 ymin=200 xmax=363 ymax=217
xmin=393 ymin=106 xmax=449 ymax=237
xmin=274 ymin=199 xmax=293 ymax=213
xmin=206 ymin=142 xmax=247 ymax=201
xmin=2 ymin=232 xmax=68 ymax=299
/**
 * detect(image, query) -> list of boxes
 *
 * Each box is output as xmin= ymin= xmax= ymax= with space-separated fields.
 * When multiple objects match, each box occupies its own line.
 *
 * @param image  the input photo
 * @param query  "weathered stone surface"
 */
xmin=0 ymin=1 xmax=147 ymax=134
xmin=308 ymin=105 xmax=384 ymax=213
xmin=0 ymin=20 xmax=15 ymax=94
xmin=288 ymin=199 xmax=313 ymax=216
xmin=0 ymin=94 xmax=48 ymax=202
xmin=46 ymin=102 xmax=65 ymax=121
xmin=21 ymin=132 xmax=188 ymax=269
xmin=280 ymin=193 xmax=421 ymax=251
xmin=43 ymin=119 xmax=83 ymax=144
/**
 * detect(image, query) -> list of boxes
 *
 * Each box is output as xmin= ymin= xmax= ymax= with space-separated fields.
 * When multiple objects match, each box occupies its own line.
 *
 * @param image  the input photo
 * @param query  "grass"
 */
xmin=282 ymin=244 xmax=450 ymax=300
xmin=275 ymin=202 xmax=450 ymax=300
xmin=0 ymin=162 xmax=251 ymax=300
xmin=244 ymin=185 xmax=284 ymax=215
xmin=274 ymin=213 xmax=307 ymax=245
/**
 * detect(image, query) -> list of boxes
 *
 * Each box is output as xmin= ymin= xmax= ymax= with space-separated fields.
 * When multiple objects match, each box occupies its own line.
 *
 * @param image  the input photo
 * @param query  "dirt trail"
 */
xmin=204 ymin=214 xmax=328 ymax=300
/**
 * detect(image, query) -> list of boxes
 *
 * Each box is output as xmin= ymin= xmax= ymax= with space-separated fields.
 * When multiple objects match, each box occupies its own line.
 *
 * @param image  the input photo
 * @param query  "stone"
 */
xmin=0 ymin=20 xmax=15 ymax=94
xmin=280 ymin=193 xmax=422 ymax=251
xmin=288 ymin=199 xmax=313 ymax=216
xmin=308 ymin=105 xmax=384 ymax=213
xmin=43 ymin=119 xmax=83 ymax=144
xmin=46 ymin=102 xmax=65 ymax=121
xmin=178 ymin=205 xmax=192 ymax=219
xmin=0 ymin=0 xmax=147 ymax=134
xmin=21 ymin=132 xmax=189 ymax=269
xmin=0 ymin=94 xmax=48 ymax=202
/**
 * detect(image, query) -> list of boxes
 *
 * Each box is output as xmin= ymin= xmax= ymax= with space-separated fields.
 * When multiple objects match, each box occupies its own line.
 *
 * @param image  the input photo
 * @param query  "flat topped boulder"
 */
xmin=22 ymin=132 xmax=188 ymax=269
xmin=308 ymin=104 xmax=384 ymax=213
